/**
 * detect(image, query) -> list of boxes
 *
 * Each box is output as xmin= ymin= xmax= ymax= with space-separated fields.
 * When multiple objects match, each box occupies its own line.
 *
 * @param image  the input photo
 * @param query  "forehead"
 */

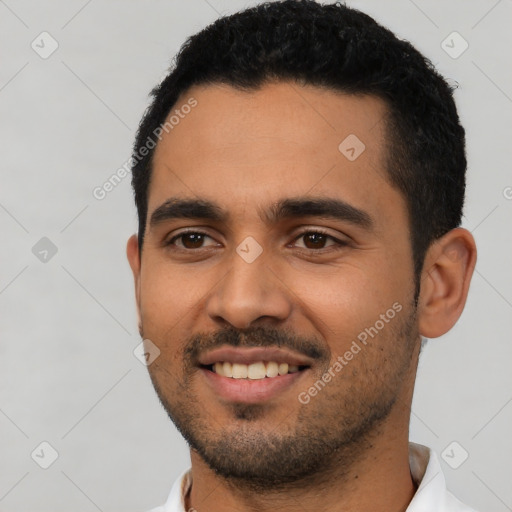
xmin=148 ymin=81 xmax=403 ymax=229
xmin=154 ymin=81 xmax=388 ymax=160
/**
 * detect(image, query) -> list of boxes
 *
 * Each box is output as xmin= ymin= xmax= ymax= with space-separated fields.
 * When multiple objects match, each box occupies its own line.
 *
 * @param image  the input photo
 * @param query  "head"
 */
xmin=127 ymin=0 xmax=476 ymax=490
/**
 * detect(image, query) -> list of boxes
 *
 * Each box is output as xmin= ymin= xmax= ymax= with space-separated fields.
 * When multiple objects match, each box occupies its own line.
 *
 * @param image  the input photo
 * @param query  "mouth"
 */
xmin=200 ymin=361 xmax=309 ymax=379
xmin=197 ymin=346 xmax=313 ymax=403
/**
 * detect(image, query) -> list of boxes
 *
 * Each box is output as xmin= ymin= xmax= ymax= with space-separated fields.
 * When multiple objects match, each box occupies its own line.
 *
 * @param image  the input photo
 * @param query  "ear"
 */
xmin=417 ymin=228 xmax=477 ymax=338
xmin=126 ymin=234 xmax=142 ymax=333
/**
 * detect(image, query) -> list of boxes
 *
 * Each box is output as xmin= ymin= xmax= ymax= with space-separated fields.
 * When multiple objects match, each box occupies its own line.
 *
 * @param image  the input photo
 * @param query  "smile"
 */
xmin=197 ymin=346 xmax=314 ymax=403
xmin=205 ymin=361 xmax=307 ymax=379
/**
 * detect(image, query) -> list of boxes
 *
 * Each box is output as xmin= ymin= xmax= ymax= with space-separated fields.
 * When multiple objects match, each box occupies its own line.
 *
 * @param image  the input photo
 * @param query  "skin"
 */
xmin=127 ymin=81 xmax=477 ymax=512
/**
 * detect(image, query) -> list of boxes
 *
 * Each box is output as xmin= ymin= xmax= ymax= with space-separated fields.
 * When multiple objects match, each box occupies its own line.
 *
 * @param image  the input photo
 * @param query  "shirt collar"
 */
xmin=408 ymin=442 xmax=446 ymax=511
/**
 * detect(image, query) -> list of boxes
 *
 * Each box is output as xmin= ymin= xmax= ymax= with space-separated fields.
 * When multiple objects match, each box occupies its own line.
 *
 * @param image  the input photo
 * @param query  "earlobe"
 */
xmin=417 ymin=228 xmax=477 ymax=338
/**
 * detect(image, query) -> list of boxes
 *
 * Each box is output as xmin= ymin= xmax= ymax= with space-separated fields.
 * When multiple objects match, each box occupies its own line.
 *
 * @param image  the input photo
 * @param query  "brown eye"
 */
xmin=180 ymin=233 xmax=206 ymax=249
xmin=302 ymin=232 xmax=329 ymax=249
xmin=293 ymin=230 xmax=344 ymax=251
xmin=167 ymin=231 xmax=217 ymax=250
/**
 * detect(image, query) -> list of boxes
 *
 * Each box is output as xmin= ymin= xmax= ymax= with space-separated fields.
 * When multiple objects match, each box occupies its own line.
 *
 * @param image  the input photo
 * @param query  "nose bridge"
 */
xmin=206 ymin=239 xmax=291 ymax=328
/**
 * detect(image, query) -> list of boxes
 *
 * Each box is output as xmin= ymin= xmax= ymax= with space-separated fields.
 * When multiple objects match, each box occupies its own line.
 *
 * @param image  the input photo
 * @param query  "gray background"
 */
xmin=1 ymin=0 xmax=511 ymax=511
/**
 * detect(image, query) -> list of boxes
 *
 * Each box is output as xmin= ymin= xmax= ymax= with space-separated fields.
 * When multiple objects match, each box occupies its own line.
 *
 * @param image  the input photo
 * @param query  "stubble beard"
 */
xmin=145 ymin=305 xmax=419 ymax=493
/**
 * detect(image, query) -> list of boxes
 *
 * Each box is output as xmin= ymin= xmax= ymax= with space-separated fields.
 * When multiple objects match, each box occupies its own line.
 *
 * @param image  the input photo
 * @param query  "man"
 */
xmin=126 ymin=1 xmax=478 ymax=511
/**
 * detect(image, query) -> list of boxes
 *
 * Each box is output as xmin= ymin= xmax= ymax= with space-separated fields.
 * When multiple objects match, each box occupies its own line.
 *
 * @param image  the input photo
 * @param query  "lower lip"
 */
xmin=200 ymin=367 xmax=308 ymax=404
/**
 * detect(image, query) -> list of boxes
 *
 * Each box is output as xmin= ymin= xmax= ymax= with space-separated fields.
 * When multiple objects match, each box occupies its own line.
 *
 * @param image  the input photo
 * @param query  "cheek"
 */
xmin=283 ymin=260 xmax=408 ymax=351
xmin=139 ymin=267 xmax=191 ymax=380
xmin=139 ymin=259 xmax=198 ymax=335
xmin=141 ymin=248 xmax=217 ymax=305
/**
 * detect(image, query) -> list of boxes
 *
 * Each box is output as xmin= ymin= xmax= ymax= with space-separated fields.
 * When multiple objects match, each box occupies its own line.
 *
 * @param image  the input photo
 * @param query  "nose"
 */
xmin=206 ymin=244 xmax=292 ymax=329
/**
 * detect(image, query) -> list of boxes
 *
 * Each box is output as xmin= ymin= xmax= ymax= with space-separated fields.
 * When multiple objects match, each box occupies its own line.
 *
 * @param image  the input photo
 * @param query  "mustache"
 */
xmin=184 ymin=325 xmax=330 ymax=364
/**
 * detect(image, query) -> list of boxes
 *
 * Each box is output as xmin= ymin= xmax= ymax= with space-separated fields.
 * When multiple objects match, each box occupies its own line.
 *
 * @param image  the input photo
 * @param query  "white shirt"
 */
xmin=146 ymin=442 xmax=477 ymax=512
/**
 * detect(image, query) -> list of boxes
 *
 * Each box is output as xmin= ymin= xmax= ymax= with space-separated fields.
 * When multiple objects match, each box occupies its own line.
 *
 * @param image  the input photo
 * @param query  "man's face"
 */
xmin=128 ymin=82 xmax=420 ymax=488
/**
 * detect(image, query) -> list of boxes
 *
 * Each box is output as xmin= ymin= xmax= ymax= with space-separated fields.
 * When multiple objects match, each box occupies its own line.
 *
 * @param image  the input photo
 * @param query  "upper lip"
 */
xmin=197 ymin=346 xmax=314 ymax=367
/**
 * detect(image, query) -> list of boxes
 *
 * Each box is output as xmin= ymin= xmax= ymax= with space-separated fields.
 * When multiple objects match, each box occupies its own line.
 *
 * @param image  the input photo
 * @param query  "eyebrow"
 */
xmin=149 ymin=196 xmax=374 ymax=231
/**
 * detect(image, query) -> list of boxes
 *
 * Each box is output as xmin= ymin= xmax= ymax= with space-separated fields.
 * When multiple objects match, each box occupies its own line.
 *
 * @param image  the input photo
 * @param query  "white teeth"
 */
xmin=247 ymin=362 xmax=267 ymax=380
xmin=222 ymin=361 xmax=233 ymax=378
xmin=266 ymin=361 xmax=279 ymax=378
xmin=211 ymin=361 xmax=305 ymax=379
xmin=232 ymin=363 xmax=248 ymax=379
xmin=214 ymin=362 xmax=224 ymax=376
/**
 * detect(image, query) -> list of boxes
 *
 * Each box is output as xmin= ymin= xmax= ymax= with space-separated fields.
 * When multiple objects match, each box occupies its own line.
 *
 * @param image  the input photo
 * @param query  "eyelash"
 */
xmin=166 ymin=228 xmax=347 ymax=253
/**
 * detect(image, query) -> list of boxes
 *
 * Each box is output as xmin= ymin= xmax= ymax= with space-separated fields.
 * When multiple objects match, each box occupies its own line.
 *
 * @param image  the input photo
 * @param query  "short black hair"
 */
xmin=131 ymin=0 xmax=466 ymax=295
